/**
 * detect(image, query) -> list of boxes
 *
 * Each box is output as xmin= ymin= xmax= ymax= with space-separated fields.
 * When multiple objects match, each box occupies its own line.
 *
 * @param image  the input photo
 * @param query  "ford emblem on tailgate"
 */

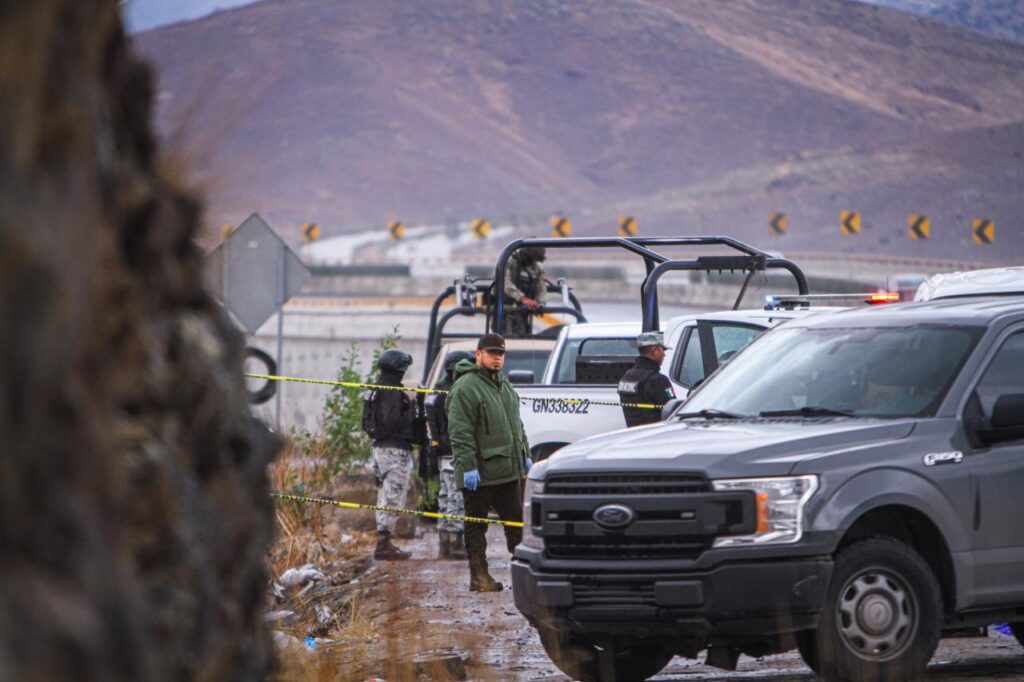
xmin=593 ymin=504 xmax=636 ymax=529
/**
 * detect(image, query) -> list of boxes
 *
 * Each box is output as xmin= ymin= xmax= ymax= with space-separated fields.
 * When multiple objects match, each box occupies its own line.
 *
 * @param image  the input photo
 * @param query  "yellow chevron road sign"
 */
xmin=840 ymin=211 xmax=861 ymax=235
xmin=471 ymin=218 xmax=490 ymax=239
xmin=618 ymin=215 xmax=637 ymax=237
xmin=972 ymin=218 xmax=994 ymax=245
xmin=908 ymin=215 xmax=929 ymax=240
xmin=388 ymin=220 xmax=405 ymax=240
xmin=302 ymin=222 xmax=319 ymax=243
xmin=551 ymin=215 xmax=571 ymax=238
xmin=769 ymin=212 xmax=787 ymax=236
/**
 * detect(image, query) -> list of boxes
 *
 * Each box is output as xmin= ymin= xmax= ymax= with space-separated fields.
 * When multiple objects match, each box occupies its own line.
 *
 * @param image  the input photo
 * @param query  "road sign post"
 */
xmin=206 ymin=213 xmax=311 ymax=427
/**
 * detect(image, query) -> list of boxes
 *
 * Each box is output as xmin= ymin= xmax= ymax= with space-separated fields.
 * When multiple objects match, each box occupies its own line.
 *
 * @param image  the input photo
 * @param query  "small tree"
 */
xmin=318 ymin=327 xmax=400 ymax=477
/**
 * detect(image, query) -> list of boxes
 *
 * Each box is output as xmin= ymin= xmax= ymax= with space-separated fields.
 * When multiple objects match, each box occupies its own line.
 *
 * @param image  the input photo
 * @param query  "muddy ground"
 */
xmin=270 ymin=517 xmax=1024 ymax=681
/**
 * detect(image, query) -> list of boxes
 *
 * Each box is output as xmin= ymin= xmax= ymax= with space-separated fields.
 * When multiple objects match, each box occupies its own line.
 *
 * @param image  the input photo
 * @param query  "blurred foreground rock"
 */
xmin=0 ymin=2 xmax=279 ymax=680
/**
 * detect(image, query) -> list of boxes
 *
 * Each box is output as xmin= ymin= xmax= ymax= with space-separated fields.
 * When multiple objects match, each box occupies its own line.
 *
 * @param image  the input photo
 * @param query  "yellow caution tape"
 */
xmin=272 ymin=492 xmax=524 ymax=528
xmin=245 ymin=373 xmax=662 ymax=410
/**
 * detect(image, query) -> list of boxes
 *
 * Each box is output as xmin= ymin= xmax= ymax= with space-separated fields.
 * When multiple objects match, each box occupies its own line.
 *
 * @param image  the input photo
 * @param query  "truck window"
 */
xmin=503 ymin=349 xmax=552 ymax=382
xmin=677 ymin=328 xmax=703 ymax=387
xmin=554 ymin=338 xmax=634 ymax=384
xmin=974 ymin=332 xmax=1024 ymax=415
xmin=683 ymin=325 xmax=983 ymax=418
xmin=713 ymin=325 xmax=761 ymax=363
xmin=674 ymin=324 xmax=762 ymax=388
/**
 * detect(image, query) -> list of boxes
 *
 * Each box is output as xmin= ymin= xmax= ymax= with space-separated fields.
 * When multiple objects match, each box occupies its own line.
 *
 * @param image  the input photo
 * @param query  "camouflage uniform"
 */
xmin=437 ymin=456 xmax=464 ymax=532
xmin=503 ymin=251 xmax=547 ymax=336
xmin=362 ymin=350 xmax=419 ymax=560
xmin=372 ymin=446 xmax=413 ymax=533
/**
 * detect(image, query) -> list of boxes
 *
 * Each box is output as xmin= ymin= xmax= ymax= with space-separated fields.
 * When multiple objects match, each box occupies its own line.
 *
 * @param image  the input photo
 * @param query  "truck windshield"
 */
xmin=681 ymin=325 xmax=983 ymax=418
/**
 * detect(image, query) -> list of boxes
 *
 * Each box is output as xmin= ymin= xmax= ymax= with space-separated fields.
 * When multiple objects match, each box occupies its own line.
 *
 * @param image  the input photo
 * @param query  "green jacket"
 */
xmin=446 ymin=360 xmax=530 ymax=488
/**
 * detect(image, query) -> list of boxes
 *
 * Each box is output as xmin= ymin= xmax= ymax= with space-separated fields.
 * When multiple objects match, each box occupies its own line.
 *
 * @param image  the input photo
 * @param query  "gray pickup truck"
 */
xmin=513 ymin=295 xmax=1024 ymax=682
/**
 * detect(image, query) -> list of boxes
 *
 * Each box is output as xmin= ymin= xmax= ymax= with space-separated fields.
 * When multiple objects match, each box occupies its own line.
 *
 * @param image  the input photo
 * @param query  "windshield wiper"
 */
xmin=675 ymin=408 xmax=746 ymax=420
xmin=759 ymin=406 xmax=855 ymax=418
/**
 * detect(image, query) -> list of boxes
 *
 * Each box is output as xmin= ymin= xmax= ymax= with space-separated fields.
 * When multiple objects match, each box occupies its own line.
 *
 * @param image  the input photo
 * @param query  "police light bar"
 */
xmin=866 ymin=292 xmax=901 ymax=304
xmin=765 ymin=292 xmax=901 ymax=310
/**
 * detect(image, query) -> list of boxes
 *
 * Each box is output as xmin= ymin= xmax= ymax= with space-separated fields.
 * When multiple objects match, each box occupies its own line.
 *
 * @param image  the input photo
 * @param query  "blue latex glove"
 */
xmin=525 ymin=457 xmax=533 ymax=472
xmin=464 ymin=469 xmax=481 ymax=491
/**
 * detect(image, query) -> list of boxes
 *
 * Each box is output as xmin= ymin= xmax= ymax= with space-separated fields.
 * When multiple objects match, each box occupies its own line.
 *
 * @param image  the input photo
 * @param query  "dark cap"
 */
xmin=477 ymin=333 xmax=506 ymax=352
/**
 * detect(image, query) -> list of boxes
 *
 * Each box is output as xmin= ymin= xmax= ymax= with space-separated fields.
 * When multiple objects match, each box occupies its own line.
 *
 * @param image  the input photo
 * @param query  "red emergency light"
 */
xmin=866 ymin=292 xmax=901 ymax=305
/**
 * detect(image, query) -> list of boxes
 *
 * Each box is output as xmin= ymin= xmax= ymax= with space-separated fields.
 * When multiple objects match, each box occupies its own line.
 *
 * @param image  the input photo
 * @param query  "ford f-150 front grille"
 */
xmin=546 ymin=535 xmax=712 ymax=560
xmin=573 ymin=582 xmax=656 ymax=606
xmin=544 ymin=473 xmax=708 ymax=496
xmin=537 ymin=472 xmax=741 ymax=561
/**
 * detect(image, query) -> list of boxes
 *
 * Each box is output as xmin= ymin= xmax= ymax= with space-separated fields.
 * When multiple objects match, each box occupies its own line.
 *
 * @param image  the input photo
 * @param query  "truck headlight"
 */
xmin=711 ymin=475 xmax=818 ymax=547
xmin=521 ymin=478 xmax=545 ymax=549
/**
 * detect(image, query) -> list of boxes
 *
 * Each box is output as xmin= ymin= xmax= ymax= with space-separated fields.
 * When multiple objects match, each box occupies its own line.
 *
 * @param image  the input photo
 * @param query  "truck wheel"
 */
xmin=815 ymin=537 xmax=942 ymax=682
xmin=537 ymin=628 xmax=672 ymax=682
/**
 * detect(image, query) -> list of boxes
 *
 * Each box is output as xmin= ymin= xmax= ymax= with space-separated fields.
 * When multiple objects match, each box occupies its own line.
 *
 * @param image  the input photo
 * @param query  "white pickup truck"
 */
xmin=517 ymin=307 xmax=821 ymax=459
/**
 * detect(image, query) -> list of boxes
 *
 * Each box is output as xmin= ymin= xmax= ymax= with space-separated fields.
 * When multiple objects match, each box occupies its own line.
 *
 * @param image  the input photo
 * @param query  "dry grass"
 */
xmin=267 ymin=440 xmax=501 ymax=681
xmin=268 ymin=438 xmax=381 ymax=680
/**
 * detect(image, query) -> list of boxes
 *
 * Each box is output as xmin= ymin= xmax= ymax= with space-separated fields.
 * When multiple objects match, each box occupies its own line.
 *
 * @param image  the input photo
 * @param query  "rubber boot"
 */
xmin=437 ymin=530 xmax=451 ymax=560
xmin=469 ymin=557 xmax=502 ymax=592
xmin=374 ymin=530 xmax=411 ymax=561
xmin=449 ymin=530 xmax=468 ymax=560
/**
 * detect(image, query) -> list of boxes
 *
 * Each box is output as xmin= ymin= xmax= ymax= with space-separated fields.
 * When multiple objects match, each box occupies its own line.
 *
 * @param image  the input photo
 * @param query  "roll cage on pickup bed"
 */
xmin=425 ymin=236 xmax=810 ymax=385
xmin=491 ymin=236 xmax=809 ymax=336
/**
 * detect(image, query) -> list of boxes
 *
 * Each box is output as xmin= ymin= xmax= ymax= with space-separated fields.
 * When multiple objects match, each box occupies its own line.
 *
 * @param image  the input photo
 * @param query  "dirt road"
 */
xmin=332 ymin=524 xmax=1024 ymax=681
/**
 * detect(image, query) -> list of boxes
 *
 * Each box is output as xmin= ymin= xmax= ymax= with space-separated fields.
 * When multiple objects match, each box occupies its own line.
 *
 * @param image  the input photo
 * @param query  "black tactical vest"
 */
xmin=618 ymin=365 xmax=660 ymax=427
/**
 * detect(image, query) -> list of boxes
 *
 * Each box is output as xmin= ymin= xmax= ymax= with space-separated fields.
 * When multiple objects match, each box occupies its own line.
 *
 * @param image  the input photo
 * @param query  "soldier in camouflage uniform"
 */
xmin=502 ymin=245 xmax=547 ymax=336
xmin=362 ymin=349 xmax=419 ymax=560
xmin=424 ymin=350 xmax=474 ymax=559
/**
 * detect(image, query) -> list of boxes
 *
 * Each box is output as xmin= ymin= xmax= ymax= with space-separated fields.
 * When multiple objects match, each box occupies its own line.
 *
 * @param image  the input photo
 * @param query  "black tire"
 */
xmin=1010 ymin=622 xmax=1024 ymax=648
xmin=537 ymin=628 xmax=672 ymax=682
xmin=814 ymin=537 xmax=942 ymax=682
xmin=243 ymin=346 xmax=277 ymax=404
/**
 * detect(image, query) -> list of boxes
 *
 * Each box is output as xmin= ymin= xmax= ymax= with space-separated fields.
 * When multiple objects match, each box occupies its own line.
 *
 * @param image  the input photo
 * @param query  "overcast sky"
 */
xmin=122 ymin=0 xmax=259 ymax=32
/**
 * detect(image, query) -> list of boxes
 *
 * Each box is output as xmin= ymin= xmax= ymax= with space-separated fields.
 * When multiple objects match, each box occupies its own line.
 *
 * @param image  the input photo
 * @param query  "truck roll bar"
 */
xmin=491 ymin=235 xmax=810 ymax=335
xmin=422 ymin=277 xmax=586 ymax=384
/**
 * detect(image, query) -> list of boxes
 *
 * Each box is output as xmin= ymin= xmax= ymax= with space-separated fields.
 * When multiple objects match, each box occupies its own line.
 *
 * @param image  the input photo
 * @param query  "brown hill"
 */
xmin=136 ymin=0 xmax=1024 ymax=260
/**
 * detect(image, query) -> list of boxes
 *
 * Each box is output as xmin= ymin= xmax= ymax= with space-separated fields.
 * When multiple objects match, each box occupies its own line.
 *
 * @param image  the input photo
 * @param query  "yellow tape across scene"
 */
xmin=272 ymin=492 xmax=524 ymax=528
xmin=245 ymin=373 xmax=661 ymax=410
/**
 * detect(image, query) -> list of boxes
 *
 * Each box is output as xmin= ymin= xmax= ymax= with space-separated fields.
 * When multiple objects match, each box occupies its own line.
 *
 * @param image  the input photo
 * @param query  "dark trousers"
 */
xmin=463 ymin=479 xmax=523 ymax=564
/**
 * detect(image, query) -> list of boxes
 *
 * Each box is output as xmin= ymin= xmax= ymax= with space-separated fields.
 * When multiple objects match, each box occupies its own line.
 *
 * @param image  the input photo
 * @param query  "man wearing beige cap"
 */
xmin=617 ymin=331 xmax=676 ymax=427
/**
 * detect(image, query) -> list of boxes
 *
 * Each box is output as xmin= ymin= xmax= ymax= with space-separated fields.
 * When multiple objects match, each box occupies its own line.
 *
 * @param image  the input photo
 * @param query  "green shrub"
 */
xmin=296 ymin=327 xmax=401 ymax=481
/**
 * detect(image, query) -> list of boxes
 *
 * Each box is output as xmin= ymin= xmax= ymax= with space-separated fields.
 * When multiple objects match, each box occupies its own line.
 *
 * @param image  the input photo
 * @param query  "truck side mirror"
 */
xmin=661 ymin=398 xmax=682 ymax=421
xmin=979 ymin=393 xmax=1024 ymax=445
xmin=508 ymin=369 xmax=535 ymax=384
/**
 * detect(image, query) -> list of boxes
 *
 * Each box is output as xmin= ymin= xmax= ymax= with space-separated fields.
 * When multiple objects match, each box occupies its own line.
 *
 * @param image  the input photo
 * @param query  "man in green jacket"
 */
xmin=446 ymin=333 xmax=532 ymax=592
